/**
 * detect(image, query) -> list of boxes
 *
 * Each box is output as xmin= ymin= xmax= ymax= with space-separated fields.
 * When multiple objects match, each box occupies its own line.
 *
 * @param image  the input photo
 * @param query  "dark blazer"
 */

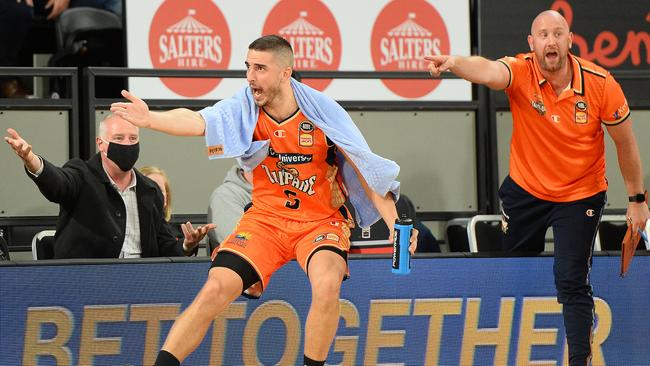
xmin=29 ymin=153 xmax=183 ymax=258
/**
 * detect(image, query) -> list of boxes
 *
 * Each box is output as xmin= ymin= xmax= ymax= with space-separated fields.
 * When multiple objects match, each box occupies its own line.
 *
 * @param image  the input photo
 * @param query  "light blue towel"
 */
xmin=200 ymin=79 xmax=400 ymax=228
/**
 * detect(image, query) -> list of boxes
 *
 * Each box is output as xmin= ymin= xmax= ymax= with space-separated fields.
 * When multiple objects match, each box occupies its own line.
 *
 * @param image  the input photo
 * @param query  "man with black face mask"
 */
xmin=4 ymin=114 xmax=214 ymax=258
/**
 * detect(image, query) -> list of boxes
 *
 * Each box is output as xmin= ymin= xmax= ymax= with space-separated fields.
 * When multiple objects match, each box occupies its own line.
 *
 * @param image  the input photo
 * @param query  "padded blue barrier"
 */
xmin=1 ymin=256 xmax=648 ymax=365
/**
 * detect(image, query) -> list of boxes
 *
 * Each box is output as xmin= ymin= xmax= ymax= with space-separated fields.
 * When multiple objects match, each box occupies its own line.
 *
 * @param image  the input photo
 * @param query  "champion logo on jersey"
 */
xmin=274 ymin=130 xmax=286 ymax=138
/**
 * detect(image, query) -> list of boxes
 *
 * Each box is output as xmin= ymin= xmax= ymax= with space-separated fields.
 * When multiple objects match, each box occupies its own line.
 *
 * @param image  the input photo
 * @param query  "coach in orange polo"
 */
xmin=426 ymin=10 xmax=649 ymax=366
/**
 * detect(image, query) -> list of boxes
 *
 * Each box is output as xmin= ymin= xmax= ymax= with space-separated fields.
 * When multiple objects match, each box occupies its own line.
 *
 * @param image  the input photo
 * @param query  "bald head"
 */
xmin=527 ymin=10 xmax=573 ymax=73
xmin=531 ymin=10 xmax=569 ymax=35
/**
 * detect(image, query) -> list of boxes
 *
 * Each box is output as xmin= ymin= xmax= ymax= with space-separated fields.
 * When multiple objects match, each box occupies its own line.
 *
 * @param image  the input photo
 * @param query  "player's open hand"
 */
xmin=110 ymin=90 xmax=152 ymax=128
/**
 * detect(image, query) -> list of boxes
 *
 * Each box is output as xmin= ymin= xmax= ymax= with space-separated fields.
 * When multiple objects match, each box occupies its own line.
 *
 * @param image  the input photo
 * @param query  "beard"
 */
xmin=537 ymin=49 xmax=567 ymax=73
xmin=253 ymin=83 xmax=282 ymax=107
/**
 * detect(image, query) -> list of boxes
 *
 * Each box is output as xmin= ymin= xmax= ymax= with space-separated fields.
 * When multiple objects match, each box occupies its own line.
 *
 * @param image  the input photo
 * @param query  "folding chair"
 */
xmin=467 ymin=215 xmax=503 ymax=253
xmin=31 ymin=230 xmax=56 ymax=260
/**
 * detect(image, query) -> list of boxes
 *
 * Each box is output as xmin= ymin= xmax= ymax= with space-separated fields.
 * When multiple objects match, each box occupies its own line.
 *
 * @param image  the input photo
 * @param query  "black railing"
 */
xmin=0 ymin=67 xmax=80 ymax=158
xmin=2 ymin=66 xmax=650 ymax=252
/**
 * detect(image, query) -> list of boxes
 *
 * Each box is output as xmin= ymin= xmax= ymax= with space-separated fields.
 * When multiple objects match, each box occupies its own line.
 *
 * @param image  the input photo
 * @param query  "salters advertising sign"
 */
xmin=262 ymin=0 xmax=342 ymax=92
xmin=148 ymin=1 xmax=231 ymax=97
xmin=371 ymin=0 xmax=450 ymax=99
xmin=126 ymin=0 xmax=471 ymax=101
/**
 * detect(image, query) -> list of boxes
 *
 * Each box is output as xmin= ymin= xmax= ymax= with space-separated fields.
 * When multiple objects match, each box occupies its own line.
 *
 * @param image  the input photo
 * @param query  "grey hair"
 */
xmin=97 ymin=113 xmax=137 ymax=139
xmin=97 ymin=113 xmax=114 ymax=139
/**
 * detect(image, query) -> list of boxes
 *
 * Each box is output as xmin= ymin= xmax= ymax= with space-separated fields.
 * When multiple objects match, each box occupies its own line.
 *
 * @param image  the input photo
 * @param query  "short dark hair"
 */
xmin=248 ymin=35 xmax=294 ymax=67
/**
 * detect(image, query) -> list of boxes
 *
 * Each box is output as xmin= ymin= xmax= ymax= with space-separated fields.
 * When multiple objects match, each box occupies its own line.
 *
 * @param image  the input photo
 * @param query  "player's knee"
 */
xmin=197 ymin=278 xmax=239 ymax=309
xmin=311 ymin=274 xmax=342 ymax=304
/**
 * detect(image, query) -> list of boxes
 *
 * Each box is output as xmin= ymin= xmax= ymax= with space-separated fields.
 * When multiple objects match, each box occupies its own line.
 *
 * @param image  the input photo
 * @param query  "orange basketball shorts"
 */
xmin=214 ymin=205 xmax=351 ymax=289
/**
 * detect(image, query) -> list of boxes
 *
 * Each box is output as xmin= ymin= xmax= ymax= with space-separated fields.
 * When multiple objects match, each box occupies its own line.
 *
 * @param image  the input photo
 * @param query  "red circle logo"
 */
xmin=149 ymin=0 xmax=231 ymax=97
xmin=262 ymin=0 xmax=341 ymax=91
xmin=371 ymin=0 xmax=450 ymax=98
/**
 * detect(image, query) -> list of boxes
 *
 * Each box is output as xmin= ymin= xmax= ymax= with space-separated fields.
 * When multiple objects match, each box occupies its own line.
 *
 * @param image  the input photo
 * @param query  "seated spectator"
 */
xmin=0 ymin=0 xmax=123 ymax=97
xmin=140 ymin=165 xmax=204 ymax=256
xmin=139 ymin=165 xmax=182 ymax=239
xmin=4 ymin=113 xmax=214 ymax=258
xmin=207 ymin=164 xmax=253 ymax=249
xmin=0 ymin=1 xmax=32 ymax=98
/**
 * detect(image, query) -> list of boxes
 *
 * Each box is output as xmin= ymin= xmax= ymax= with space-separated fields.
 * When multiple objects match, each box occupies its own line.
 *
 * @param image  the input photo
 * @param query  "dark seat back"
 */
xmin=446 ymin=224 xmax=470 ymax=252
xmin=475 ymin=221 xmax=503 ymax=252
xmin=32 ymin=230 xmax=56 ymax=260
xmin=0 ymin=235 xmax=10 ymax=261
xmin=598 ymin=221 xmax=644 ymax=251
xmin=49 ymin=7 xmax=124 ymax=97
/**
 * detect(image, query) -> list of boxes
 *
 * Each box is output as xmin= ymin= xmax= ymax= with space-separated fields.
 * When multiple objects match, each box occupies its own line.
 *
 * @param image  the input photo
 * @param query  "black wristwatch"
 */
xmin=628 ymin=192 xmax=646 ymax=203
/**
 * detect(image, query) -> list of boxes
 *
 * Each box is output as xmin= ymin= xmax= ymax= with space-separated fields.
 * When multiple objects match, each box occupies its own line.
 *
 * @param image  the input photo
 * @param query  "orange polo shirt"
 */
xmin=498 ymin=53 xmax=630 ymax=202
xmin=251 ymin=108 xmax=347 ymax=221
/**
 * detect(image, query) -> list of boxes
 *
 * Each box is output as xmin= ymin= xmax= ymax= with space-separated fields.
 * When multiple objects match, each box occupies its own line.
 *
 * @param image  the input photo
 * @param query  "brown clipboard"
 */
xmin=620 ymin=192 xmax=648 ymax=277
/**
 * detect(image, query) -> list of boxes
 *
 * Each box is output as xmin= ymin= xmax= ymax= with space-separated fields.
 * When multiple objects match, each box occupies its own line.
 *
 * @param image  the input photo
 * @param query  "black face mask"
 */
xmin=105 ymin=141 xmax=139 ymax=172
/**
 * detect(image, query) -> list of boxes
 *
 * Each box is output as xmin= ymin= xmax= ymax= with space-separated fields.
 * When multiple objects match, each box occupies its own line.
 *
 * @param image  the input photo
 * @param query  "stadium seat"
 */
xmin=445 ymin=218 xmax=470 ymax=252
xmin=467 ymin=215 xmax=503 ymax=253
xmin=0 ymin=235 xmax=10 ymax=261
xmin=31 ymin=230 xmax=56 ymax=260
xmin=49 ymin=7 xmax=124 ymax=97
xmin=597 ymin=215 xmax=648 ymax=251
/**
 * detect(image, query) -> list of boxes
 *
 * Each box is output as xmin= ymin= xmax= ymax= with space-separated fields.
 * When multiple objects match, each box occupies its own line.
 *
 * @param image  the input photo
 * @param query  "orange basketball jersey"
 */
xmin=251 ymin=108 xmax=347 ymax=221
xmin=499 ymin=53 xmax=630 ymax=202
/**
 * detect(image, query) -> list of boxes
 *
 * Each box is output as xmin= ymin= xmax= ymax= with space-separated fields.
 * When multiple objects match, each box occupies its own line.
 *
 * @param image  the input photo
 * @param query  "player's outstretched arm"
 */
xmin=110 ymin=90 xmax=206 ymax=136
xmin=425 ymin=55 xmax=510 ymax=90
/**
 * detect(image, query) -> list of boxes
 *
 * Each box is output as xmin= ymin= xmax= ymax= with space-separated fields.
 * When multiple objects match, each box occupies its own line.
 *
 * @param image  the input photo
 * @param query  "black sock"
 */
xmin=303 ymin=355 xmax=325 ymax=366
xmin=154 ymin=350 xmax=180 ymax=366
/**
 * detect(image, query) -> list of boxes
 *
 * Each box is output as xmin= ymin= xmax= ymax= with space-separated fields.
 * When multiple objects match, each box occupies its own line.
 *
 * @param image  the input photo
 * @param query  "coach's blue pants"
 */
xmin=499 ymin=176 xmax=606 ymax=366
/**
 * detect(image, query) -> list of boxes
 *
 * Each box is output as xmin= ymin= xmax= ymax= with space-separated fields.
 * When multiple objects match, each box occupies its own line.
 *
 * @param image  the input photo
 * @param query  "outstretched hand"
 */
xmin=181 ymin=222 xmax=217 ymax=253
xmin=424 ymin=55 xmax=454 ymax=77
xmin=4 ymin=128 xmax=41 ymax=172
xmin=110 ymin=90 xmax=152 ymax=128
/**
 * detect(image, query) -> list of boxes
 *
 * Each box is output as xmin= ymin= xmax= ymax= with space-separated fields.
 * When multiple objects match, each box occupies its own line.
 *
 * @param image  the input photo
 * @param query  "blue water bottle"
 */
xmin=392 ymin=216 xmax=413 ymax=275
